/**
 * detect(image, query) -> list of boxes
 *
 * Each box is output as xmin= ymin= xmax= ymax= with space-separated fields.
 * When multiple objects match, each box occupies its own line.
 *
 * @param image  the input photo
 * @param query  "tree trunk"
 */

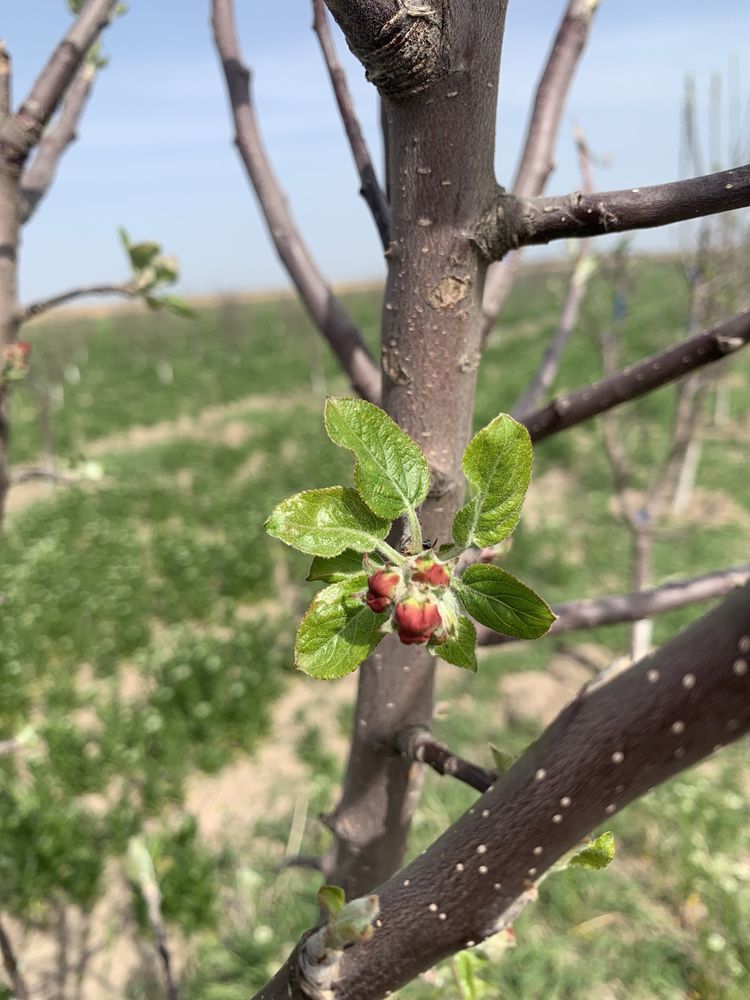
xmin=326 ymin=0 xmax=509 ymax=896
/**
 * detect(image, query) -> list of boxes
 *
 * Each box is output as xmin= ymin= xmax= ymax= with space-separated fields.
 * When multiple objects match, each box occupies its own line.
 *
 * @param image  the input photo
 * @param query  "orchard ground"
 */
xmin=1 ymin=259 xmax=749 ymax=999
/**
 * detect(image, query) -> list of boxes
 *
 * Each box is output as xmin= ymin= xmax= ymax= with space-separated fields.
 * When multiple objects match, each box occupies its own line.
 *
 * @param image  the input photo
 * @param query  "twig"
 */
xmin=476 ymin=564 xmax=750 ymax=646
xmin=18 ymin=282 xmax=137 ymax=324
xmin=512 ymin=127 xmax=597 ymax=419
xmin=10 ymin=466 xmax=79 ymax=486
xmin=20 ymin=63 xmax=96 ymax=223
xmin=482 ymin=0 xmax=600 ymax=334
xmin=0 ymin=0 xmax=117 ymax=169
xmin=127 ymin=840 xmax=181 ymax=1000
xmin=311 ymin=0 xmax=390 ymax=249
xmin=0 ymin=915 xmax=30 ymax=1000
xmin=279 ymin=855 xmax=324 ymax=874
xmin=211 ymin=0 xmax=381 ymax=403
xmin=522 ymin=307 xmax=750 ymax=443
xmin=511 ymin=163 xmax=750 ymax=252
xmin=0 ymin=42 xmax=10 ymax=118
xmin=394 ymin=727 xmax=495 ymax=794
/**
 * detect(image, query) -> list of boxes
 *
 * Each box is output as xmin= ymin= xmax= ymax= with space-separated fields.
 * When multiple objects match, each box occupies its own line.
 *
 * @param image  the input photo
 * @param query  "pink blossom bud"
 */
xmin=411 ymin=555 xmax=451 ymax=588
xmin=393 ymin=596 xmax=443 ymax=645
xmin=365 ymin=568 xmax=401 ymax=614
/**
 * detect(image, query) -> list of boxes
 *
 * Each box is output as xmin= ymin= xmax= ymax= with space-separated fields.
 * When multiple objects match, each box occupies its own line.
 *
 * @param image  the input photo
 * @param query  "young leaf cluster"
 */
xmin=118 ymin=227 xmax=194 ymax=317
xmin=266 ymin=399 xmax=555 ymax=680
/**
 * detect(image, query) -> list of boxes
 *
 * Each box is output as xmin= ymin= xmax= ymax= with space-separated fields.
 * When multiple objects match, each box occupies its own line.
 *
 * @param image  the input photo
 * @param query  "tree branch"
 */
xmin=522 ymin=306 xmax=750 ymax=443
xmin=0 ymin=0 xmax=117 ymax=171
xmin=211 ymin=0 xmax=381 ymax=403
xmin=258 ymin=581 xmax=750 ymax=999
xmin=477 ymin=565 xmax=750 ymax=646
xmin=0 ymin=915 xmax=29 ymax=1000
xmin=20 ymin=63 xmax=96 ymax=224
xmin=312 ymin=0 xmax=391 ymax=250
xmin=18 ymin=281 xmax=138 ymax=324
xmin=395 ymin=726 xmax=495 ymax=793
xmin=481 ymin=0 xmax=600 ymax=332
xmin=512 ymin=128 xmax=597 ymax=419
xmin=0 ymin=42 xmax=10 ymax=118
xmin=480 ymin=164 xmax=750 ymax=260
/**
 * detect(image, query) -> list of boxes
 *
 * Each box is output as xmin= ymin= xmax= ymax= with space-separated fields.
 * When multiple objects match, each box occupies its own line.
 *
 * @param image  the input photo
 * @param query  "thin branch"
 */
xmin=511 ymin=1 xmax=600 ymax=200
xmin=0 ymin=0 xmax=117 ymax=169
xmin=395 ymin=727 xmax=495 ymax=794
xmin=20 ymin=63 xmax=96 ymax=224
xmin=211 ymin=0 xmax=381 ymax=403
xmin=512 ymin=128 xmax=597 ymax=419
xmin=482 ymin=0 xmax=600 ymax=332
xmin=522 ymin=306 xmax=750 ymax=443
xmin=0 ymin=915 xmax=30 ymax=1000
xmin=10 ymin=466 xmax=79 ymax=486
xmin=476 ymin=564 xmax=750 ymax=646
xmin=278 ymin=855 xmax=324 ymax=874
xmin=0 ymin=42 xmax=10 ymax=118
xmin=507 ymin=163 xmax=750 ymax=254
xmin=312 ymin=0 xmax=390 ymax=249
xmin=17 ymin=282 xmax=137 ymax=325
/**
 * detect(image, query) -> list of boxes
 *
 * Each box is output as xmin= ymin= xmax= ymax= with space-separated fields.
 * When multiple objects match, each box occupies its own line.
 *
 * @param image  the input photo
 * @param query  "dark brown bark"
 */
xmin=312 ymin=0 xmax=391 ymax=249
xmin=395 ymin=726 xmax=496 ymax=793
xmin=257 ymin=582 xmax=750 ymax=999
xmin=522 ymin=307 xmax=750 ymax=443
xmin=324 ymin=0 xmax=509 ymax=900
xmin=211 ymin=0 xmax=381 ymax=402
xmin=477 ymin=163 xmax=750 ymax=260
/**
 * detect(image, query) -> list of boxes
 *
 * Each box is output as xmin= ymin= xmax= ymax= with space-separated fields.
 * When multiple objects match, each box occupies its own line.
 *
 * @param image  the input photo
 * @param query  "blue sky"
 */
xmin=4 ymin=2 xmax=750 ymax=302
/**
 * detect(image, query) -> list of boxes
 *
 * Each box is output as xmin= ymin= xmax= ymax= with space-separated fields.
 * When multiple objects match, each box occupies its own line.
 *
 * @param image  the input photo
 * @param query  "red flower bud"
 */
xmin=394 ymin=596 xmax=443 ymax=645
xmin=411 ymin=555 xmax=451 ymax=588
xmin=365 ymin=568 xmax=401 ymax=614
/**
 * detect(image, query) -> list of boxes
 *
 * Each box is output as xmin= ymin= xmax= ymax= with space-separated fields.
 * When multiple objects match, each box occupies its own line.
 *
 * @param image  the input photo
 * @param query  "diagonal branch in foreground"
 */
xmin=522 ymin=306 xmax=750 ymax=443
xmin=312 ymin=0 xmax=391 ymax=249
xmin=258 ymin=582 xmax=750 ymax=999
xmin=477 ymin=565 xmax=750 ymax=647
xmin=211 ymin=0 xmax=381 ymax=403
xmin=0 ymin=0 xmax=117 ymax=171
xmin=20 ymin=63 xmax=96 ymax=224
xmin=479 ymin=164 xmax=750 ymax=260
xmin=482 ymin=0 xmax=600 ymax=332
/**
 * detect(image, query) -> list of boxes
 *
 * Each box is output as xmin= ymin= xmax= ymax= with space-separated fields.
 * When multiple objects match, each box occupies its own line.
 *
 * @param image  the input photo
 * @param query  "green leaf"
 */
xmin=434 ymin=617 xmax=477 ymax=672
xmin=160 ymin=295 xmax=196 ymax=318
xmin=324 ymin=398 xmax=429 ymax=519
xmin=452 ymin=414 xmax=532 ymax=548
xmin=318 ymin=884 xmax=346 ymax=917
xmin=152 ymin=255 xmax=179 ymax=285
xmin=453 ymin=564 xmax=555 ymax=640
xmin=127 ymin=240 xmax=161 ymax=271
xmin=266 ymin=487 xmax=391 ymax=558
xmin=295 ymin=576 xmax=387 ymax=679
xmin=568 ymin=831 xmax=616 ymax=871
xmin=307 ymin=550 xmax=366 ymax=583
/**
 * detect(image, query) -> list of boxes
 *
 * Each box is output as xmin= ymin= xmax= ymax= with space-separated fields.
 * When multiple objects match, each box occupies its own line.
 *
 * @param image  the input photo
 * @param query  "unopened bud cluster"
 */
xmin=364 ymin=552 xmax=458 ymax=647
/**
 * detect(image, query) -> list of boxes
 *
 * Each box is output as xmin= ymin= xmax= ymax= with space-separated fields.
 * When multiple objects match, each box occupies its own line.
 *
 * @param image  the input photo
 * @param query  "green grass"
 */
xmin=2 ymin=258 xmax=749 ymax=998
